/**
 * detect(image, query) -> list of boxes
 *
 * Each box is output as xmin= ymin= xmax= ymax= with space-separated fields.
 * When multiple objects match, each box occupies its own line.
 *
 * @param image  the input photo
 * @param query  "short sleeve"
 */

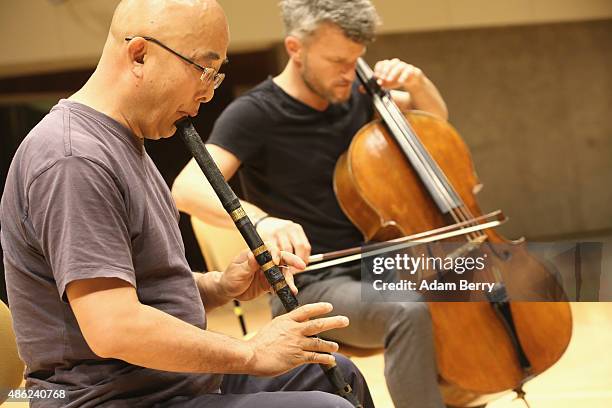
xmin=207 ymin=97 xmax=265 ymax=163
xmin=27 ymin=157 xmax=136 ymax=301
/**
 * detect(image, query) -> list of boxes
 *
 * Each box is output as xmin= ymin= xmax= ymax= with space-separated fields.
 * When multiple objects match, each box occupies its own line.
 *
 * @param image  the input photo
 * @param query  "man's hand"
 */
xmin=369 ymin=57 xmax=449 ymax=119
xmin=256 ymin=216 xmax=312 ymax=262
xmin=245 ymin=302 xmax=349 ymax=376
xmin=373 ymin=58 xmax=426 ymax=93
xmin=220 ymin=244 xmax=305 ymax=301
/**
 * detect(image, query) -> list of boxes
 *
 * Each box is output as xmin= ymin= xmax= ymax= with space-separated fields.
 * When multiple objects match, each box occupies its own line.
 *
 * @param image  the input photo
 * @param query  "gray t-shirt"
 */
xmin=1 ymin=100 xmax=222 ymax=407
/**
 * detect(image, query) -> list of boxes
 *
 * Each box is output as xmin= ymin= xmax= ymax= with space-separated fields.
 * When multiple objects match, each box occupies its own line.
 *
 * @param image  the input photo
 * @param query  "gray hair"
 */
xmin=280 ymin=0 xmax=381 ymax=44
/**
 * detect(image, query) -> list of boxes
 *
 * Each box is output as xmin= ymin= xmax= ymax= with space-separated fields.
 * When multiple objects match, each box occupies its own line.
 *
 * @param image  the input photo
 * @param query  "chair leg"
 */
xmin=232 ymin=299 xmax=248 ymax=336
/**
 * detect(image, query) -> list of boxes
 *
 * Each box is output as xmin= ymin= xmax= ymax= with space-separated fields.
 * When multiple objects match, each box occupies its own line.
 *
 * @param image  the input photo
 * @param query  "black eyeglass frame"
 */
xmin=124 ymin=36 xmax=225 ymax=89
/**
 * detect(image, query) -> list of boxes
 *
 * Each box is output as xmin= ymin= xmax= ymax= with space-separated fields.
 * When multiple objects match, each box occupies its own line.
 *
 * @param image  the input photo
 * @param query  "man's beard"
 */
xmin=301 ymin=59 xmax=351 ymax=104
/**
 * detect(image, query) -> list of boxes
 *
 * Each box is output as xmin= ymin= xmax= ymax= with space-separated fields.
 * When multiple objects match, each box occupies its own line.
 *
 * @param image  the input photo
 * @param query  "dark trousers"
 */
xmin=163 ymin=353 xmax=374 ymax=408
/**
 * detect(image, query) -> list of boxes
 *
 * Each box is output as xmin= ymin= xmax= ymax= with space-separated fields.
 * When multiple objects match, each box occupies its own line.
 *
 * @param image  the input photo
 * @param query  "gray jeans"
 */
xmin=271 ymin=264 xmax=445 ymax=408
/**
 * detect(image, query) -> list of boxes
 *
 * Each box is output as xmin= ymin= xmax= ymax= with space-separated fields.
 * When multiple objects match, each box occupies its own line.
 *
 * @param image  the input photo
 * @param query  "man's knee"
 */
xmin=389 ymin=302 xmax=432 ymax=335
xmin=334 ymin=353 xmax=361 ymax=379
xmin=305 ymin=391 xmax=354 ymax=408
xmin=402 ymin=301 xmax=431 ymax=323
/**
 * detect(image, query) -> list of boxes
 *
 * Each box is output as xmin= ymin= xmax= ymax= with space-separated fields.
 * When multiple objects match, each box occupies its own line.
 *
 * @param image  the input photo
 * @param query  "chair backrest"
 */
xmin=0 ymin=301 xmax=25 ymax=404
xmin=191 ymin=216 xmax=247 ymax=272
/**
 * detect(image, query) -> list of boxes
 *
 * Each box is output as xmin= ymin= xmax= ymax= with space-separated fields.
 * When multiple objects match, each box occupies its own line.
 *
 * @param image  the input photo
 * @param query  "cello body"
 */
xmin=334 ymin=110 xmax=572 ymax=406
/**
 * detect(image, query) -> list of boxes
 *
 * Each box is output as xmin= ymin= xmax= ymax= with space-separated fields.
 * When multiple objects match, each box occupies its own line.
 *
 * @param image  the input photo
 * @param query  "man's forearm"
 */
xmin=101 ymin=301 xmax=253 ymax=374
xmin=172 ymin=160 xmax=267 ymax=229
xmin=193 ymin=271 xmax=232 ymax=310
xmin=408 ymin=75 xmax=448 ymax=120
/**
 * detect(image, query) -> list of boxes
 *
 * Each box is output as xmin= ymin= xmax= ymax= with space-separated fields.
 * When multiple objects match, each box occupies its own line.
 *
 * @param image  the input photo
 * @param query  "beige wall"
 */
xmin=1 ymin=2 xmax=610 ymax=239
xmin=1 ymin=0 xmax=612 ymax=77
xmin=0 ymin=0 xmax=116 ymax=77
xmin=357 ymin=19 xmax=612 ymax=239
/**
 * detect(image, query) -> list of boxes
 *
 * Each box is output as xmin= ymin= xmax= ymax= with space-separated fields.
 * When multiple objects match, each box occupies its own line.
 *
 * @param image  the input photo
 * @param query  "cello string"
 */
xmin=383 ymin=96 xmax=462 ymax=207
xmin=382 ymin=102 xmax=479 ymax=239
xmin=382 ymin=95 xmax=486 ymax=241
xmin=457 ymin=206 xmax=486 ymax=238
xmin=381 ymin=96 xmax=480 ymax=241
xmin=381 ymin=97 xmax=462 ymax=213
xmin=359 ymin=60 xmax=462 ymax=218
xmin=381 ymin=104 xmax=461 ymax=217
xmin=356 ymin=60 xmax=456 ymax=211
xmin=380 ymin=97 xmax=475 ymax=243
xmin=390 ymin=115 xmax=484 ymax=242
xmin=363 ymin=61 xmax=482 ymax=244
xmin=374 ymin=78 xmax=500 ymax=283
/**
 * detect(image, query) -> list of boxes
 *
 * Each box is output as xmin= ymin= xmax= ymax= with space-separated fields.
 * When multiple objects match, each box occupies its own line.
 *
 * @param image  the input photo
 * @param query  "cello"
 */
xmin=332 ymin=59 xmax=572 ymax=407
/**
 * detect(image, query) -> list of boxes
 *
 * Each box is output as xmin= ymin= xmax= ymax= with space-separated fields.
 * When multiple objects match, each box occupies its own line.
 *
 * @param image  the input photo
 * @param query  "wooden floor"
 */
xmin=207 ymin=299 xmax=612 ymax=408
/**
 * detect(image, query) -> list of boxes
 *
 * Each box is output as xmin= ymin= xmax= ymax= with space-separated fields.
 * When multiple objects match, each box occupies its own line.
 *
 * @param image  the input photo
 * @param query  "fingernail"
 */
xmin=341 ymin=317 xmax=349 ymax=324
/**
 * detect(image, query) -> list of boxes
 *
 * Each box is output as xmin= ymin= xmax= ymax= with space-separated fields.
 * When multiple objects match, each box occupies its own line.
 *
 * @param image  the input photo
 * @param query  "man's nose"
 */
xmin=197 ymin=85 xmax=215 ymax=104
xmin=341 ymin=68 xmax=356 ymax=83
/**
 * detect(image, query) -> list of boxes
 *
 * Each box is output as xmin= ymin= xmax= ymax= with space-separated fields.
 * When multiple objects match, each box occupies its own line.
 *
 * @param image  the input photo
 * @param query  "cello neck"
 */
xmin=356 ymin=58 xmax=463 ymax=215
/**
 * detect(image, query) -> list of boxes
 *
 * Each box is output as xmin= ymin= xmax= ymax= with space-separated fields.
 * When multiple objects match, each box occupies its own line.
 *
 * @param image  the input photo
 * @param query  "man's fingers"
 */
xmin=246 ymin=250 xmax=259 ymax=271
xmin=374 ymin=60 xmax=389 ymax=84
xmin=287 ymin=302 xmax=333 ymax=322
xmin=377 ymin=59 xmax=392 ymax=78
xmin=302 ymin=337 xmax=339 ymax=354
xmin=387 ymin=63 xmax=407 ymax=83
xmin=378 ymin=58 xmax=400 ymax=80
xmin=280 ymin=251 xmax=306 ymax=271
xmin=264 ymin=240 xmax=285 ymax=266
xmin=275 ymin=233 xmax=293 ymax=255
xmin=263 ymin=245 xmax=303 ymax=295
xmin=301 ymin=316 xmax=349 ymax=336
xmin=278 ymin=251 xmax=302 ymax=295
xmin=398 ymin=69 xmax=411 ymax=85
xmin=231 ymin=248 xmax=250 ymax=264
xmin=288 ymin=224 xmax=311 ymax=262
xmin=282 ymin=267 xmax=298 ymax=295
xmin=374 ymin=60 xmax=385 ymax=74
xmin=302 ymin=351 xmax=336 ymax=366
xmin=280 ymin=250 xmax=306 ymax=271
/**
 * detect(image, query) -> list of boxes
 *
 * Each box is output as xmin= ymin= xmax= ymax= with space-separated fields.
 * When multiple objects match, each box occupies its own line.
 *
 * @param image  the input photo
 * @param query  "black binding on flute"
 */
xmin=177 ymin=119 xmax=362 ymax=407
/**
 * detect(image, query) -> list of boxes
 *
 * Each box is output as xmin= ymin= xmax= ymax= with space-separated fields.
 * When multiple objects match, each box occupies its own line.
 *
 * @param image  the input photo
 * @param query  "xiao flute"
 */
xmin=177 ymin=119 xmax=362 ymax=408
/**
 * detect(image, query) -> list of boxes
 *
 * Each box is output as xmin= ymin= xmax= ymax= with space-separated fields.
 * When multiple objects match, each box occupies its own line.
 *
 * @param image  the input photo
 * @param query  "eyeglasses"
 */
xmin=125 ymin=36 xmax=225 ymax=89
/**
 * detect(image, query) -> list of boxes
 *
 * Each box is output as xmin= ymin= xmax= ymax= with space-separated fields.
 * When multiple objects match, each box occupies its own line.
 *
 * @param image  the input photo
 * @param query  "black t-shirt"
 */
xmin=208 ymin=78 xmax=374 ymax=255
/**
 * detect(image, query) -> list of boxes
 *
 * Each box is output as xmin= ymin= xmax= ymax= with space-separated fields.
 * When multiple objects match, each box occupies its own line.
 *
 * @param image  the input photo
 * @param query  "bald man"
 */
xmin=0 ymin=1 xmax=373 ymax=407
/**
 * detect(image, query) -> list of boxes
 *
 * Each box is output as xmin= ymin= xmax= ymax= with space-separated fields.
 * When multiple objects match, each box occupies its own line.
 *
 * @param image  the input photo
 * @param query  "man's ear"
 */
xmin=126 ymin=37 xmax=147 ymax=77
xmin=284 ymin=36 xmax=303 ymax=65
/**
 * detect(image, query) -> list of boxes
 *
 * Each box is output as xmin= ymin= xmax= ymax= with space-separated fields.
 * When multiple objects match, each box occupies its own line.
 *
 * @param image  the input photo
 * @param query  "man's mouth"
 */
xmin=179 ymin=110 xmax=198 ymax=119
